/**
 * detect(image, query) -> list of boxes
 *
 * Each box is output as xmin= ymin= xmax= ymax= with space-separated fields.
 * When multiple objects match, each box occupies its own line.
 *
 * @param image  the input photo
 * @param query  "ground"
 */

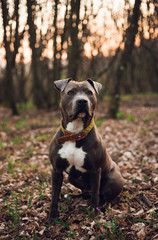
xmin=0 ymin=96 xmax=158 ymax=240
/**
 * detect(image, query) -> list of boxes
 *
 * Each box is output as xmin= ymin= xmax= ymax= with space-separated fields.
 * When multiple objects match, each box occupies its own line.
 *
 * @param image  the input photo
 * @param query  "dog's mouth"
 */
xmin=77 ymin=112 xmax=86 ymax=118
xmin=70 ymin=110 xmax=91 ymax=120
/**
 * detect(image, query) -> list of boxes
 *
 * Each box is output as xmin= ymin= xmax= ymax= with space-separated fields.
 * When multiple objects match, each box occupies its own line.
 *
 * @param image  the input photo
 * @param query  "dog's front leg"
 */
xmin=49 ymin=168 xmax=63 ymax=221
xmin=89 ymin=168 xmax=101 ymax=212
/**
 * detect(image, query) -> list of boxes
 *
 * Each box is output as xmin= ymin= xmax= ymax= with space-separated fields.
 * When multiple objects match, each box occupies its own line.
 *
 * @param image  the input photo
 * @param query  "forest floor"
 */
xmin=0 ymin=95 xmax=158 ymax=240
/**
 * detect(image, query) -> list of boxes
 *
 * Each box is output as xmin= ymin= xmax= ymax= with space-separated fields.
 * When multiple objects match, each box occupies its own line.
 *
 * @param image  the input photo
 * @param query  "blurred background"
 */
xmin=0 ymin=0 xmax=157 ymax=116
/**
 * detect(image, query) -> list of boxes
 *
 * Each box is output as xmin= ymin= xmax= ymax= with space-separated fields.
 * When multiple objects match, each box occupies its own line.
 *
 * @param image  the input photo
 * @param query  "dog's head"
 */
xmin=54 ymin=78 xmax=102 ymax=122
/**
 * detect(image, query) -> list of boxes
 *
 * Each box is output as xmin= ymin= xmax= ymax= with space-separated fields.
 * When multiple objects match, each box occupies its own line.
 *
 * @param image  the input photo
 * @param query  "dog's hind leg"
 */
xmin=100 ymin=166 xmax=124 ymax=204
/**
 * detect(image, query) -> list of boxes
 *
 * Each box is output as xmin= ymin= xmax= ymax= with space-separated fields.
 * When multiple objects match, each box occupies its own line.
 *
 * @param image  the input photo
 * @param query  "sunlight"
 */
xmin=0 ymin=0 xmax=157 ymax=64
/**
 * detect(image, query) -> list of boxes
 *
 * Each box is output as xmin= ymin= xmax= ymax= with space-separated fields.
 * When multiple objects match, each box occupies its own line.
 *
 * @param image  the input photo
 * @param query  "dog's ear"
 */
xmin=87 ymin=79 xmax=102 ymax=94
xmin=54 ymin=78 xmax=72 ymax=92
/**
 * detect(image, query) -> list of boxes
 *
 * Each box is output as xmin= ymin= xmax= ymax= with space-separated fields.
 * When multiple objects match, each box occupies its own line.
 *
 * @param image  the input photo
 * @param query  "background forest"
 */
xmin=0 ymin=0 xmax=157 ymax=116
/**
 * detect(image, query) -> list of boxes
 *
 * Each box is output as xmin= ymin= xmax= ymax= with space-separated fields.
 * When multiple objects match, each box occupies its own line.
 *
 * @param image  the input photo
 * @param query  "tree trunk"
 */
xmin=26 ymin=0 xmax=44 ymax=108
xmin=59 ymin=0 xmax=69 ymax=75
xmin=12 ymin=0 xmax=20 ymax=68
xmin=53 ymin=0 xmax=60 ymax=80
xmin=108 ymin=0 xmax=142 ymax=118
xmin=1 ymin=0 xmax=19 ymax=115
xmin=68 ymin=0 xmax=81 ymax=79
xmin=51 ymin=0 xmax=60 ymax=105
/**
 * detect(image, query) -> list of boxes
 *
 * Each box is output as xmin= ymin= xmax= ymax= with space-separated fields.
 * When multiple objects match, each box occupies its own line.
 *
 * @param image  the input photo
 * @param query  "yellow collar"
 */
xmin=58 ymin=118 xmax=94 ymax=143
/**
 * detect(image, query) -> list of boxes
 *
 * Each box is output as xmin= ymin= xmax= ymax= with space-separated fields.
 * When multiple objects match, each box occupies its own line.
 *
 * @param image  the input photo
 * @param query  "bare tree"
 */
xmin=140 ymin=0 xmax=158 ymax=91
xmin=26 ymin=0 xmax=44 ymax=108
xmin=53 ymin=0 xmax=59 ymax=81
xmin=51 ymin=0 xmax=60 ymax=105
xmin=108 ymin=0 xmax=142 ymax=118
xmin=68 ymin=0 xmax=81 ymax=79
xmin=1 ymin=0 xmax=20 ymax=115
xmin=59 ymin=0 xmax=69 ymax=75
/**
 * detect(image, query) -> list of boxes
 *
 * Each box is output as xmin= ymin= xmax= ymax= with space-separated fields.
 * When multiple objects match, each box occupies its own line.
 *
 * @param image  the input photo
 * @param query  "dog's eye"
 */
xmin=87 ymin=90 xmax=93 ymax=95
xmin=67 ymin=90 xmax=74 ymax=96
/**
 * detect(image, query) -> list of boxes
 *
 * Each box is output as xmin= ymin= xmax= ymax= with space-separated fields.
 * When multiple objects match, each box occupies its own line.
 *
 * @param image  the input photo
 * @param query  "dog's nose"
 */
xmin=77 ymin=99 xmax=87 ymax=106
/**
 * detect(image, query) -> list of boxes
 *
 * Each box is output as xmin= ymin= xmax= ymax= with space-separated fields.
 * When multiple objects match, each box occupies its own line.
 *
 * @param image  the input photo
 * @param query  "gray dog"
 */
xmin=49 ymin=78 xmax=124 ymax=220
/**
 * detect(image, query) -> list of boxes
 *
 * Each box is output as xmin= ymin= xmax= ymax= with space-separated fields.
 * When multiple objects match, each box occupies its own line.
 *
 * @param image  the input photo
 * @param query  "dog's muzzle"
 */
xmin=75 ymin=99 xmax=89 ymax=118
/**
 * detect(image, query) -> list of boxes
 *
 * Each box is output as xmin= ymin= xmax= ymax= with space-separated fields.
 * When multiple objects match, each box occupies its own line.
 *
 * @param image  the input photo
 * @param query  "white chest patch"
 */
xmin=58 ymin=142 xmax=87 ymax=173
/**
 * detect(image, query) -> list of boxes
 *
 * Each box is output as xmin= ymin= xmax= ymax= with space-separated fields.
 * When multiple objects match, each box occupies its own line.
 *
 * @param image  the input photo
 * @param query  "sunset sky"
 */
xmin=0 ymin=0 xmax=154 ymax=65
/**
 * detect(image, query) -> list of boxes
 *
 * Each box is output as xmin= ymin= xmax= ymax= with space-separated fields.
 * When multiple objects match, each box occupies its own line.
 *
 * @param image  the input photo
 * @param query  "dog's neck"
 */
xmin=61 ymin=115 xmax=93 ymax=134
xmin=58 ymin=117 xmax=95 ymax=143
